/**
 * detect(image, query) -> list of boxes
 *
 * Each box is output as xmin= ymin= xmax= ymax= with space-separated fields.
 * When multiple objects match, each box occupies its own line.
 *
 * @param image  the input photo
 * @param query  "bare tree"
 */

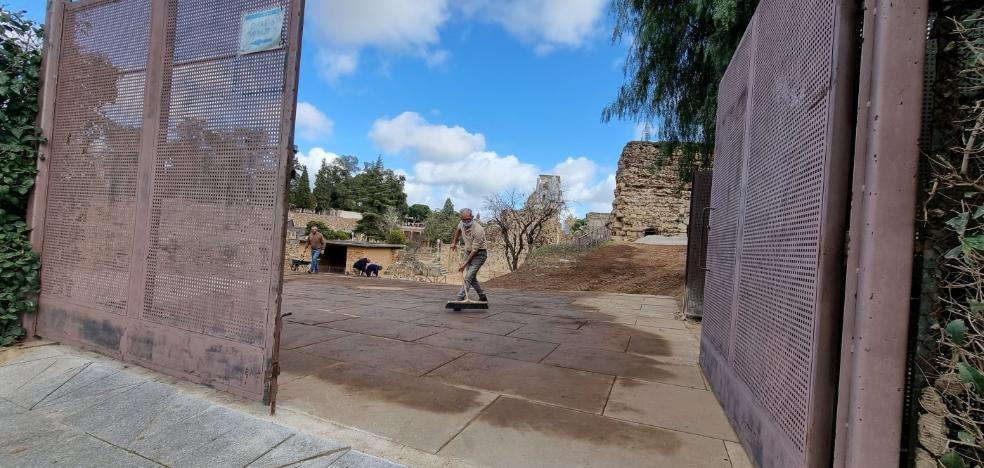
xmin=484 ymin=189 xmax=566 ymax=271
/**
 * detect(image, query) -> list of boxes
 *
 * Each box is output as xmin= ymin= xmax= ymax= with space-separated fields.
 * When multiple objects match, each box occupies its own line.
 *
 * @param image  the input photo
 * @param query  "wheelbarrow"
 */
xmin=290 ymin=258 xmax=311 ymax=271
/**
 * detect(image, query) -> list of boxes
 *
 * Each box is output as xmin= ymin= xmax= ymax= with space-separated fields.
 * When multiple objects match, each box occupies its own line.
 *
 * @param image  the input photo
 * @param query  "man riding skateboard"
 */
xmin=450 ymin=208 xmax=489 ymax=303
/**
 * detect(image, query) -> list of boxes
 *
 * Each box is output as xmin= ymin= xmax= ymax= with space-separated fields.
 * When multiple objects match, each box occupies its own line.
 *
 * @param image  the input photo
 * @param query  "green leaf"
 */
xmin=964 ymin=236 xmax=984 ymax=252
xmin=947 ymin=213 xmax=970 ymax=235
xmin=947 ymin=319 xmax=968 ymax=345
xmin=974 ymin=204 xmax=984 ymax=220
xmin=957 ymin=363 xmax=984 ymax=393
xmin=957 ymin=431 xmax=976 ymax=444
xmin=940 ymin=451 xmax=966 ymax=468
xmin=971 ymin=301 xmax=984 ymax=315
xmin=945 ymin=245 xmax=963 ymax=259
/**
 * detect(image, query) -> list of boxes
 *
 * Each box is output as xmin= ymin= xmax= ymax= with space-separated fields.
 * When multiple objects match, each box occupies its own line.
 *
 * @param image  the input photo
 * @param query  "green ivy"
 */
xmin=0 ymin=8 xmax=43 ymax=346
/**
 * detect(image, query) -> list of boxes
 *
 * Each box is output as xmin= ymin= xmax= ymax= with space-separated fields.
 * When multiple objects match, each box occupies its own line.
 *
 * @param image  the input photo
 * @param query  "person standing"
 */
xmin=450 ymin=208 xmax=488 ymax=302
xmin=305 ymin=226 xmax=326 ymax=274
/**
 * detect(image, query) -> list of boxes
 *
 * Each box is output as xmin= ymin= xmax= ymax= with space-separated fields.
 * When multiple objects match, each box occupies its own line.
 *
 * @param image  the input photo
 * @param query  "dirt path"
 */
xmin=486 ymin=243 xmax=687 ymax=297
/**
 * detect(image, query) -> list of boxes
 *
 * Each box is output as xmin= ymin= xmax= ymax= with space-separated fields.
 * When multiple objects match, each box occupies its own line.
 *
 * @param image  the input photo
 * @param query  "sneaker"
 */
xmin=478 ymin=294 xmax=488 ymax=302
xmin=455 ymin=295 xmax=466 ymax=301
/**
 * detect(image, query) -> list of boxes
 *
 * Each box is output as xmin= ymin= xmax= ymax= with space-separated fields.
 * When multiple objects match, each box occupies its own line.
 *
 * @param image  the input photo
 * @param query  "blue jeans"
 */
xmin=458 ymin=250 xmax=487 ymax=299
xmin=310 ymin=249 xmax=321 ymax=273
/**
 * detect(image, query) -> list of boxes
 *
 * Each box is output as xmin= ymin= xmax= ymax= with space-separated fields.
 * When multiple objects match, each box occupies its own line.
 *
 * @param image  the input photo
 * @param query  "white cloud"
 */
xmin=367 ymin=112 xmax=613 ymax=216
xmin=295 ymin=102 xmax=334 ymax=140
xmin=552 ymin=157 xmax=616 ymax=215
xmin=296 ymin=147 xmax=341 ymax=187
xmin=462 ymin=0 xmax=607 ymax=53
xmin=317 ymin=50 xmax=359 ymax=81
xmin=307 ymin=0 xmax=450 ymax=81
xmin=370 ymin=112 xmax=486 ymax=162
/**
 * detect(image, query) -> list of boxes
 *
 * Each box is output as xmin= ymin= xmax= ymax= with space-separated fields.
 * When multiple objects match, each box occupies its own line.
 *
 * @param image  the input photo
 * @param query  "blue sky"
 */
xmin=7 ymin=0 xmax=646 ymax=216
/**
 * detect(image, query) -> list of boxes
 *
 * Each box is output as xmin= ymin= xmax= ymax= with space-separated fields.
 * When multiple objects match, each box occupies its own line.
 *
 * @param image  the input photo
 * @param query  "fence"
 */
xmin=28 ymin=0 xmax=304 ymax=404
xmin=683 ymin=169 xmax=712 ymax=318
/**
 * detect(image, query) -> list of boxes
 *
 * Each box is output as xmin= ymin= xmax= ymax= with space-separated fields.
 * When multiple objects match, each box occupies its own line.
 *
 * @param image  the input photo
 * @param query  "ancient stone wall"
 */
xmin=586 ymin=212 xmax=611 ymax=230
xmin=609 ymin=142 xmax=692 ymax=241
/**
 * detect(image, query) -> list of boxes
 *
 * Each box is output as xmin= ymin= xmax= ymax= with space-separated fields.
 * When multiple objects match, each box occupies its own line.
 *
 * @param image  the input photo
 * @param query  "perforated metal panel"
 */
xmin=34 ymin=0 xmax=304 ymax=403
xmin=701 ymin=30 xmax=750 ymax=358
xmin=699 ymin=1 xmax=857 ymax=466
xmin=683 ymin=169 xmax=713 ymax=318
xmin=40 ymin=0 xmax=151 ymax=313
xmin=142 ymin=0 xmax=292 ymax=345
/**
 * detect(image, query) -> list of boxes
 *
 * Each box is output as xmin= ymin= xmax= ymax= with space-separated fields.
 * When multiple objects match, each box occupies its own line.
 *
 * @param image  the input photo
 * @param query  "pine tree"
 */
xmin=290 ymin=165 xmax=312 ymax=210
xmin=312 ymin=160 xmax=332 ymax=212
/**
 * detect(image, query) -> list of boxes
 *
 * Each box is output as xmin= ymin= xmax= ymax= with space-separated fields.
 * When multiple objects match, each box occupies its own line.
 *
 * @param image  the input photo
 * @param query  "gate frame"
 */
xmin=24 ymin=0 xmax=305 ymax=405
xmin=832 ymin=1 xmax=928 ymax=466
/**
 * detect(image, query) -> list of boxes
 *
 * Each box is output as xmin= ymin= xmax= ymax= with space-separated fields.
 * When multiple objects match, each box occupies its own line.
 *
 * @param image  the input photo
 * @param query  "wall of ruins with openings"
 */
xmin=609 ymin=141 xmax=691 ymax=241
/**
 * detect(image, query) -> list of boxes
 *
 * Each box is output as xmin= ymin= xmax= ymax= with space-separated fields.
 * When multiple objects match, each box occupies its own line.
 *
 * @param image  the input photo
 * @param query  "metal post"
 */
xmin=835 ymin=1 xmax=928 ymax=466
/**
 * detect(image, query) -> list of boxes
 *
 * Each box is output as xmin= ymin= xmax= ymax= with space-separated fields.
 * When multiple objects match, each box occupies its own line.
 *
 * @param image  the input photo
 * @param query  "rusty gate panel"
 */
xmin=683 ymin=169 xmax=713 ymax=318
xmin=35 ymin=0 xmax=153 ymax=354
xmin=33 ymin=0 xmax=304 ymax=402
xmin=701 ymin=28 xmax=750 ymax=360
xmin=699 ymin=1 xmax=858 ymax=467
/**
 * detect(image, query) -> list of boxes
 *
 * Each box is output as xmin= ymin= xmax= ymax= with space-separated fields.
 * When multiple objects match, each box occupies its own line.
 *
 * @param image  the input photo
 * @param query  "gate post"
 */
xmin=23 ymin=0 xmax=66 ymax=337
xmin=833 ymin=1 xmax=928 ymax=466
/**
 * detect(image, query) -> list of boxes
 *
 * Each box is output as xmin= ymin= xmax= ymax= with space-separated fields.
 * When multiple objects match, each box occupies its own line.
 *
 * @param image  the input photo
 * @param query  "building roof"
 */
xmin=324 ymin=240 xmax=406 ymax=249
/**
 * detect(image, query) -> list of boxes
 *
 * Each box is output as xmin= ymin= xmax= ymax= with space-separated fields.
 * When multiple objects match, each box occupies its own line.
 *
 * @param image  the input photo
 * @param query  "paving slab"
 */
xmin=417 ymin=329 xmax=557 ymax=362
xmin=486 ymin=311 xmax=585 ymax=329
xmin=284 ymin=309 xmax=361 ymax=325
xmin=0 ymin=344 xmax=67 ymax=366
xmin=542 ymin=345 xmax=705 ymax=388
xmin=278 ymin=349 xmax=341 ymax=384
xmin=170 ymin=412 xmax=294 ymax=468
xmin=324 ymin=317 xmax=446 ymax=341
xmin=726 ymin=441 xmax=754 ymax=468
xmin=129 ymin=405 xmax=254 ymax=465
xmin=412 ymin=315 xmax=524 ymax=336
xmin=604 ymin=378 xmax=738 ymax=442
xmin=440 ymin=397 xmax=733 ymax=468
xmin=0 ymin=411 xmax=160 ymax=468
xmin=0 ymin=397 xmax=26 ymax=417
xmin=635 ymin=316 xmax=688 ymax=329
xmin=627 ymin=332 xmax=700 ymax=363
xmin=429 ymin=353 xmax=613 ymax=413
xmin=36 ymin=365 xmax=159 ymax=422
xmin=325 ymin=450 xmax=406 ymax=468
xmin=282 ymin=323 xmax=353 ymax=349
xmin=294 ymin=333 xmax=464 ymax=375
xmin=246 ymin=433 xmax=348 ymax=468
xmin=355 ymin=307 xmax=431 ymax=323
xmin=0 ymin=356 xmax=90 ymax=407
xmin=508 ymin=323 xmax=630 ymax=352
xmin=59 ymin=380 xmax=193 ymax=446
xmin=278 ymin=362 xmax=497 ymax=453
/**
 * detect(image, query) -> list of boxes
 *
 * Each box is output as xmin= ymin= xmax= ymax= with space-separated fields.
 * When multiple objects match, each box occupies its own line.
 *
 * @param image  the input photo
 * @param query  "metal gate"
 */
xmin=28 ymin=0 xmax=304 ymax=403
xmin=699 ymin=0 xmax=857 ymax=466
xmin=684 ymin=169 xmax=712 ymax=318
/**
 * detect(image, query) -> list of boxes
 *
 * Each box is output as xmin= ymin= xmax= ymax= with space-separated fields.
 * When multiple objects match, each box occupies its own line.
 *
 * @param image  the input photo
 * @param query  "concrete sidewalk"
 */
xmin=0 ymin=342 xmax=404 ymax=468
xmin=277 ymin=275 xmax=754 ymax=468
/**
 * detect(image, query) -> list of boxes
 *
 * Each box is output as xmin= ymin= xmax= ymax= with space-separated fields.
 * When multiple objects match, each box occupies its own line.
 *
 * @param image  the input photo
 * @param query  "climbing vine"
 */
xmin=0 ymin=8 xmax=42 ymax=346
xmin=917 ymin=6 xmax=984 ymax=467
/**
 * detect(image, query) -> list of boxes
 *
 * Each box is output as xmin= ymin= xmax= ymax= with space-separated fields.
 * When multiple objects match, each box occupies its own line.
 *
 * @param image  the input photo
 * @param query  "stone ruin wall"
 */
xmin=610 ymin=142 xmax=692 ymax=241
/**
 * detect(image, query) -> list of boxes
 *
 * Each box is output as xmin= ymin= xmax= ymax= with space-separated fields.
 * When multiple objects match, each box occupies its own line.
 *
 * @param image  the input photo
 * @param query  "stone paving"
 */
xmin=0 ymin=342 xmax=404 ymax=468
xmin=278 ymin=275 xmax=753 ymax=468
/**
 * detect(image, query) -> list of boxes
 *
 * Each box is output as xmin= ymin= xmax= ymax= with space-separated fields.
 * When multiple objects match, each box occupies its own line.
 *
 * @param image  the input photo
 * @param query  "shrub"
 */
xmin=0 ymin=9 xmax=43 ymax=346
xmin=384 ymin=228 xmax=408 ymax=245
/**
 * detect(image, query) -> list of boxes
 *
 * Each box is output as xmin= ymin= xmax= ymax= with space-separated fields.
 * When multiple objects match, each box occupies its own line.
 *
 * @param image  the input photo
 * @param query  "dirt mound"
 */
xmin=486 ymin=243 xmax=687 ymax=297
